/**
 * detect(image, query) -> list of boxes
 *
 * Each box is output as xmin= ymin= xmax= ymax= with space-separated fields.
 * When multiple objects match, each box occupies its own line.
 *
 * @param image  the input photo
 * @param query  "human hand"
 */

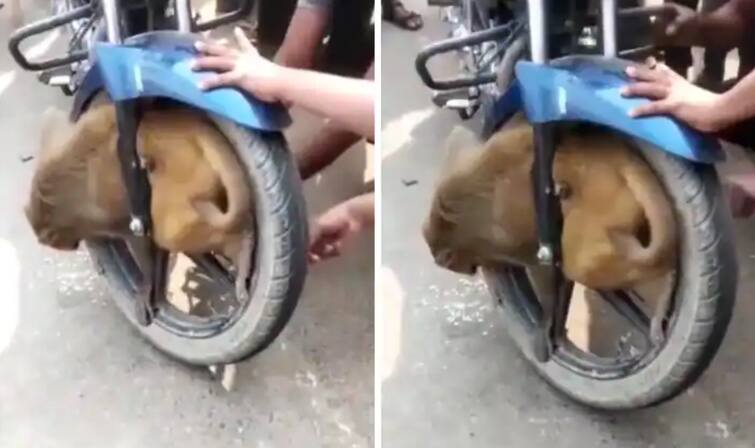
xmin=308 ymin=194 xmax=374 ymax=264
xmin=191 ymin=27 xmax=286 ymax=103
xmin=652 ymin=3 xmax=700 ymax=46
xmin=308 ymin=206 xmax=362 ymax=264
xmin=621 ymin=61 xmax=727 ymax=132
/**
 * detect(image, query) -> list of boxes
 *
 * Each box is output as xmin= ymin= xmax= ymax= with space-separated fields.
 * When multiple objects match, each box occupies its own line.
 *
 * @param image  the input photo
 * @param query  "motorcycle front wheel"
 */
xmin=87 ymin=113 xmax=308 ymax=365
xmin=483 ymin=136 xmax=738 ymax=409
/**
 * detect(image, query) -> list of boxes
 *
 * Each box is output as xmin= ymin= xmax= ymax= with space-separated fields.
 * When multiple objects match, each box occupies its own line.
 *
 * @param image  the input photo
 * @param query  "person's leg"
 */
xmin=382 ymin=0 xmax=423 ymax=31
xmin=696 ymin=0 xmax=728 ymax=89
xmin=294 ymin=64 xmax=374 ymax=179
xmin=718 ymin=110 xmax=755 ymax=218
xmin=737 ymin=42 xmax=755 ymax=81
xmin=699 ymin=47 xmax=726 ymax=89
xmin=324 ymin=0 xmax=374 ymax=76
xmin=274 ymin=3 xmax=331 ymax=69
xmin=296 ymin=123 xmax=364 ymax=180
xmin=663 ymin=0 xmax=697 ymax=77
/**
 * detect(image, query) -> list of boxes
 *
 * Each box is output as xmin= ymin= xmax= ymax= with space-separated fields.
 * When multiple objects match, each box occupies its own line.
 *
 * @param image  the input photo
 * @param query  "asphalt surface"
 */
xmin=0 ymin=2 xmax=374 ymax=447
xmin=381 ymin=2 xmax=755 ymax=447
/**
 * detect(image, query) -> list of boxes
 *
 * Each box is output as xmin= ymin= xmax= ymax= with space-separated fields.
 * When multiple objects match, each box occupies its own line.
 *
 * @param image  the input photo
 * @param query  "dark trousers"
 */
xmin=664 ymin=0 xmax=755 ymax=83
xmin=257 ymin=0 xmax=374 ymax=76
xmin=717 ymin=118 xmax=755 ymax=148
xmin=326 ymin=0 xmax=375 ymax=76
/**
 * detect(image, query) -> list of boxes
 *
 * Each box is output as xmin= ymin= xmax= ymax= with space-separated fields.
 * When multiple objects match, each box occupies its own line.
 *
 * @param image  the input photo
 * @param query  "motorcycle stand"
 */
xmin=208 ymin=363 xmax=238 ymax=392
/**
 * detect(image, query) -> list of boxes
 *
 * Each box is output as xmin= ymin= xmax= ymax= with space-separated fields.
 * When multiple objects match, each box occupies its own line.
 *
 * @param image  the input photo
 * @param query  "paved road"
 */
xmin=381 ymin=2 xmax=755 ymax=447
xmin=0 ymin=2 xmax=373 ymax=447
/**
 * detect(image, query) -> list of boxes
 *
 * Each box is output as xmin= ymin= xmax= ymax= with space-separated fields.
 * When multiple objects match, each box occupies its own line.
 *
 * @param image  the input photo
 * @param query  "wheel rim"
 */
xmin=487 ymin=264 xmax=679 ymax=381
xmin=104 ymin=236 xmax=257 ymax=339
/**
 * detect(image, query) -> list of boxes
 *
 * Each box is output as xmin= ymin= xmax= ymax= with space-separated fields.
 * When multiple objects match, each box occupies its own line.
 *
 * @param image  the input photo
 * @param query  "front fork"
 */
xmin=114 ymin=100 xmax=166 ymax=326
xmin=99 ymin=0 xmax=235 ymax=326
xmin=530 ymin=122 xmax=567 ymax=361
xmin=525 ymin=0 xmax=617 ymax=362
xmin=102 ymin=0 xmax=194 ymax=325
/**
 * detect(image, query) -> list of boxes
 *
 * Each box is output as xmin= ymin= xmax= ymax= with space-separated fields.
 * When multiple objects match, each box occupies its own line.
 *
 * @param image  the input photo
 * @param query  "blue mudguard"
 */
xmin=488 ymin=55 xmax=722 ymax=163
xmin=71 ymin=30 xmax=291 ymax=131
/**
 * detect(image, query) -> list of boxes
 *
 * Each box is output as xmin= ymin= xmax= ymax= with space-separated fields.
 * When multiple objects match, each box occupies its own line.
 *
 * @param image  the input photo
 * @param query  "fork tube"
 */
xmin=526 ymin=0 xmax=563 ymax=363
xmin=526 ymin=0 xmax=548 ymax=63
xmin=601 ymin=0 xmax=618 ymax=57
xmin=175 ymin=0 xmax=193 ymax=32
xmin=101 ymin=0 xmax=122 ymax=43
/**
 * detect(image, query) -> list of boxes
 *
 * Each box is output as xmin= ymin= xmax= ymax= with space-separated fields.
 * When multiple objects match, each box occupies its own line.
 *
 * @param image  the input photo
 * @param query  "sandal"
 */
xmin=383 ymin=0 xmax=423 ymax=31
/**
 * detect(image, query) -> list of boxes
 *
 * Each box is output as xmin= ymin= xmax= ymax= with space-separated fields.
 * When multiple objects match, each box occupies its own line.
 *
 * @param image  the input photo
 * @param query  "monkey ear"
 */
xmin=39 ymin=107 xmax=73 ymax=153
xmin=440 ymin=125 xmax=481 ymax=175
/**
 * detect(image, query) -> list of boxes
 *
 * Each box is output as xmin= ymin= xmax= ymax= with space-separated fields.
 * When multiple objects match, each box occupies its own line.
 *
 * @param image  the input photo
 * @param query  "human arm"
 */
xmin=621 ymin=60 xmax=755 ymax=132
xmin=274 ymin=68 xmax=374 ymax=139
xmin=292 ymin=64 xmax=372 ymax=180
xmin=656 ymin=0 xmax=755 ymax=49
xmin=192 ymin=28 xmax=374 ymax=139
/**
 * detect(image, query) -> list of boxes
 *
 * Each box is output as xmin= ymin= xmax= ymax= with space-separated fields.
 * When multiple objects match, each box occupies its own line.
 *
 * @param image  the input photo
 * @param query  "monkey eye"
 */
xmin=140 ymin=156 xmax=156 ymax=172
xmin=555 ymin=182 xmax=571 ymax=200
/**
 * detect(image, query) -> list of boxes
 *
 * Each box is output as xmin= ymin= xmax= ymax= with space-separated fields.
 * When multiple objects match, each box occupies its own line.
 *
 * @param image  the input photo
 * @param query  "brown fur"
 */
xmin=25 ymin=101 xmax=252 ymax=258
xmin=422 ymin=117 xmax=677 ymax=291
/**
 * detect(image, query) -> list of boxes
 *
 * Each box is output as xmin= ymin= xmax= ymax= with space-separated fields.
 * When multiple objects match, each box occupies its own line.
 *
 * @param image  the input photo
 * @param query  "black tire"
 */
xmin=87 ymin=114 xmax=308 ymax=365
xmin=483 ymin=138 xmax=738 ymax=410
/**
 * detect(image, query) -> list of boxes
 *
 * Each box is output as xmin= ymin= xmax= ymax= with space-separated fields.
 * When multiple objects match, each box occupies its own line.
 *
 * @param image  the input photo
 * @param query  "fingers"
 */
xmin=628 ymin=99 xmax=674 ymax=118
xmin=191 ymin=56 xmax=235 ymax=72
xmin=194 ymin=40 xmax=236 ymax=57
xmin=307 ymin=221 xmax=350 ymax=264
xmin=621 ymin=81 xmax=670 ymax=100
xmin=198 ymin=71 xmax=241 ymax=90
xmin=233 ymin=27 xmax=256 ymax=53
xmin=308 ymin=242 xmax=341 ymax=264
xmin=623 ymin=62 xmax=681 ymax=118
xmin=625 ymin=64 xmax=666 ymax=82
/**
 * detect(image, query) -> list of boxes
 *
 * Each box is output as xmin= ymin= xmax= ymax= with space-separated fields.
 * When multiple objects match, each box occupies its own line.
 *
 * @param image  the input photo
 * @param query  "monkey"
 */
xmin=25 ymin=105 xmax=128 ymax=251
xmin=136 ymin=106 xmax=252 ymax=256
xmin=25 ymin=100 xmax=253 ymax=261
xmin=422 ymin=117 xmax=677 ymax=341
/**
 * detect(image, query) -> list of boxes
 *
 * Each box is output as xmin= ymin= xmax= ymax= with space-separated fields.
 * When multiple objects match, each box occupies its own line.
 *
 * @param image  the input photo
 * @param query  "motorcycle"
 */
xmin=8 ymin=0 xmax=308 ymax=365
xmin=416 ymin=0 xmax=738 ymax=409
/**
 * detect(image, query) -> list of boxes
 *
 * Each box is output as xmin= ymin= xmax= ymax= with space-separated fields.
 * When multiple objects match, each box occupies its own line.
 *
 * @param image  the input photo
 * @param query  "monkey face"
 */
xmin=24 ymin=203 xmax=81 ymax=251
xmin=24 ymin=107 xmax=87 ymax=252
xmin=422 ymin=198 xmax=479 ymax=276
